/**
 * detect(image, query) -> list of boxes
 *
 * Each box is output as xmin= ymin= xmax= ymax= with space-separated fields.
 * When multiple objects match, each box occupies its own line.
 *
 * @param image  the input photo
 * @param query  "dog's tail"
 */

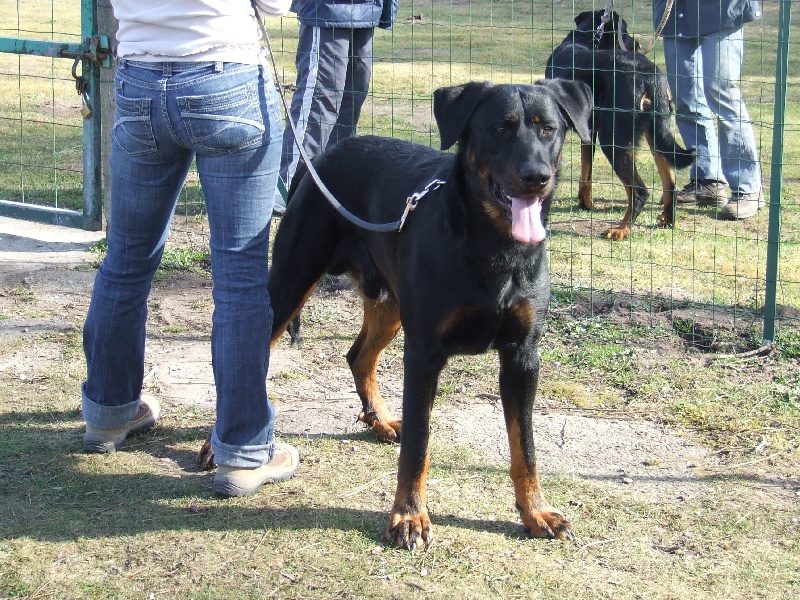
xmin=649 ymin=78 xmax=694 ymax=170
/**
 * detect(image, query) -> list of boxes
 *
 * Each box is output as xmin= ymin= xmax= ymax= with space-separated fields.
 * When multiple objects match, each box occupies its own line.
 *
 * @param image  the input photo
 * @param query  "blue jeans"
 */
xmin=663 ymin=27 xmax=761 ymax=195
xmin=82 ymin=60 xmax=283 ymax=468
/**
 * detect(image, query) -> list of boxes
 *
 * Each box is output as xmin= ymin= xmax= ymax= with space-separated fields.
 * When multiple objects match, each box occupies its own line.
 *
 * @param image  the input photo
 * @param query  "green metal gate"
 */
xmin=0 ymin=0 xmax=108 ymax=230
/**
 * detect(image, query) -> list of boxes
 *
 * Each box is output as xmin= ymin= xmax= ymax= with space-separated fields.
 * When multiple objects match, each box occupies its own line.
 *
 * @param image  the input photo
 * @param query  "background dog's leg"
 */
xmin=646 ymin=129 xmax=679 ymax=228
xmin=498 ymin=347 xmax=573 ymax=540
xmin=348 ymin=298 xmax=403 ymax=443
xmin=601 ymin=145 xmax=648 ymax=241
xmin=578 ymin=139 xmax=596 ymax=210
xmin=385 ymin=354 xmax=443 ymax=549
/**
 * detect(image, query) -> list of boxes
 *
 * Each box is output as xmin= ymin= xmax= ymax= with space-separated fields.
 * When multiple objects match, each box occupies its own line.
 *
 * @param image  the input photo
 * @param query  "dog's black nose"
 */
xmin=519 ymin=165 xmax=551 ymax=188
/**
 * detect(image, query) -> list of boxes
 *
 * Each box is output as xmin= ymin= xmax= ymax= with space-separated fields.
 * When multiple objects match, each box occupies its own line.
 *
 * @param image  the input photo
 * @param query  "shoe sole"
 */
xmin=213 ymin=469 xmax=296 ymax=497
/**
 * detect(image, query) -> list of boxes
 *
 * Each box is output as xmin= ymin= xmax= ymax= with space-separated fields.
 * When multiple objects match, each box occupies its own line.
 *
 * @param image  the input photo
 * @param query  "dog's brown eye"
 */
xmin=542 ymin=126 xmax=554 ymax=135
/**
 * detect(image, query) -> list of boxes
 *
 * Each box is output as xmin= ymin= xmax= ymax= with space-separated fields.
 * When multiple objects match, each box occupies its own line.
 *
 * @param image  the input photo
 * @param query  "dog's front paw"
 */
xmin=602 ymin=225 xmax=631 ymax=241
xmin=197 ymin=434 xmax=216 ymax=470
xmin=657 ymin=212 xmax=674 ymax=228
xmin=386 ymin=509 xmax=432 ymax=550
xmin=520 ymin=508 xmax=574 ymax=541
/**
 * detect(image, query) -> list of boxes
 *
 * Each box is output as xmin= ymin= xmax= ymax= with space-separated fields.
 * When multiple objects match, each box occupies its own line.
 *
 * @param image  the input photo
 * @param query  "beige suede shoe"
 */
xmin=84 ymin=395 xmax=161 ymax=453
xmin=213 ymin=443 xmax=300 ymax=497
xmin=720 ymin=189 xmax=765 ymax=220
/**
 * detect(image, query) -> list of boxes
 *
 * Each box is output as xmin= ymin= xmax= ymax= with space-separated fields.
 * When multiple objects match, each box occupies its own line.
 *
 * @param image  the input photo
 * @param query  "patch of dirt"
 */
xmin=0 ymin=215 xmax=770 ymax=505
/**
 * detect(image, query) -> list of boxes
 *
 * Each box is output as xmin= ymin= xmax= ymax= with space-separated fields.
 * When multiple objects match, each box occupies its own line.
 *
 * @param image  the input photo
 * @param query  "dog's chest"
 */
xmin=434 ymin=266 xmax=546 ymax=355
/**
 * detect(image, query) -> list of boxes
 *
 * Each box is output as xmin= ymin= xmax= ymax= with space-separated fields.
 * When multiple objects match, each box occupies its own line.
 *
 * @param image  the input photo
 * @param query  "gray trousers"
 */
xmin=275 ymin=24 xmax=374 ymax=211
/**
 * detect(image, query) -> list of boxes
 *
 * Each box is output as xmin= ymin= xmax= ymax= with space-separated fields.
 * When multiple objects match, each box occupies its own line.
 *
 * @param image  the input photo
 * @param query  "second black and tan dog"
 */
xmin=232 ymin=80 xmax=592 ymax=549
xmin=546 ymin=10 xmax=694 ymax=240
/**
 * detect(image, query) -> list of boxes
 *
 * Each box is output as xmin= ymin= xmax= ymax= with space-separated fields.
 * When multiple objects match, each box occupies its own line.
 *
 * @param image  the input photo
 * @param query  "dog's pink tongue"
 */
xmin=510 ymin=197 xmax=546 ymax=243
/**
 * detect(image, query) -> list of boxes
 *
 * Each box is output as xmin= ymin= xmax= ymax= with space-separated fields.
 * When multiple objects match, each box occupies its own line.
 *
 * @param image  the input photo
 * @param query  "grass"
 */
xmin=1 ymin=342 xmax=798 ymax=598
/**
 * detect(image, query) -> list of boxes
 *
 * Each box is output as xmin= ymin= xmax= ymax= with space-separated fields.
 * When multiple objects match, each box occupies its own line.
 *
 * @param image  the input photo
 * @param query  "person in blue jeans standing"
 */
xmin=273 ymin=0 xmax=399 ymax=214
xmin=655 ymin=0 xmax=764 ymax=219
xmin=81 ymin=0 xmax=300 ymax=498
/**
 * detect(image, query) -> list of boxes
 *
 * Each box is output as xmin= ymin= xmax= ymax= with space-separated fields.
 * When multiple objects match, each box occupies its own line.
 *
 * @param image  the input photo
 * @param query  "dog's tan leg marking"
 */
xmin=348 ymin=298 xmax=402 ymax=443
xmin=578 ymin=143 xmax=595 ymax=210
xmin=386 ymin=454 xmax=431 ymax=549
xmin=603 ymin=181 xmax=634 ymax=241
xmin=507 ymin=420 xmax=572 ymax=540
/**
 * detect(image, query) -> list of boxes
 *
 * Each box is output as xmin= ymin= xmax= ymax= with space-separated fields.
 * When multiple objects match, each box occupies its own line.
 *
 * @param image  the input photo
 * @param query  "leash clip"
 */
xmin=398 ymin=179 xmax=446 ymax=232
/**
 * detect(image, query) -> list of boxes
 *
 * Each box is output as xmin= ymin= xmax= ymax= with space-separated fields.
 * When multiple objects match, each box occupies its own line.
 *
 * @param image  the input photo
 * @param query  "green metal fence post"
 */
xmin=763 ymin=0 xmax=791 ymax=344
xmin=82 ymin=0 xmax=103 ymax=231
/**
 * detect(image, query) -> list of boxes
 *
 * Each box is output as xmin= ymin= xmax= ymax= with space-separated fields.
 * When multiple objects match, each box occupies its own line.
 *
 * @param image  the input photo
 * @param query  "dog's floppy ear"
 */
xmin=535 ymin=79 xmax=593 ymax=144
xmin=574 ymin=11 xmax=592 ymax=27
xmin=433 ymin=81 xmax=493 ymax=150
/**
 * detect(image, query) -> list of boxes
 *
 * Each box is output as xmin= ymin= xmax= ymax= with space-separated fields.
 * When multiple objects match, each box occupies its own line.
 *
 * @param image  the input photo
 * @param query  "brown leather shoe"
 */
xmin=676 ymin=180 xmax=729 ymax=208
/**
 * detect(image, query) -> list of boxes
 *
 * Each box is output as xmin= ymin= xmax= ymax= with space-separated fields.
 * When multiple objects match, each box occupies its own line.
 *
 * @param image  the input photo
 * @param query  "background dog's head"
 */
xmin=432 ymin=80 xmax=592 ymax=244
xmin=573 ymin=9 xmax=640 ymax=52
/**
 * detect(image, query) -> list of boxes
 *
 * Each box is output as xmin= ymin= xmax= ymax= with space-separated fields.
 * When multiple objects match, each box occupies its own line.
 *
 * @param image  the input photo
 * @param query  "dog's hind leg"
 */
xmin=348 ymin=297 xmax=403 ymax=443
xmin=646 ymin=129 xmax=678 ymax=229
xmin=498 ymin=347 xmax=573 ymax=540
xmin=600 ymin=143 xmax=649 ymax=241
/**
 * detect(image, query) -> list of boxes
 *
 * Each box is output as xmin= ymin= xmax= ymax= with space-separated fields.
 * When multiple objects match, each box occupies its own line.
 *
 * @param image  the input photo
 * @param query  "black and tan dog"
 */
xmin=202 ymin=80 xmax=592 ymax=549
xmin=545 ymin=10 xmax=694 ymax=241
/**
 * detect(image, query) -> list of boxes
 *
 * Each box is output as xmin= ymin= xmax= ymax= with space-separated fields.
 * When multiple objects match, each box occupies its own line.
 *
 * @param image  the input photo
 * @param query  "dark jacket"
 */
xmin=290 ymin=0 xmax=399 ymax=30
xmin=654 ymin=0 xmax=762 ymax=38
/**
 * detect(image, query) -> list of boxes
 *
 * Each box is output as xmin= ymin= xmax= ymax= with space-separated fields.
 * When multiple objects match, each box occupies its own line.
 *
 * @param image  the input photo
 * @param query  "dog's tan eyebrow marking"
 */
xmin=506 ymin=114 xmax=519 ymax=125
xmin=533 ymin=114 xmax=541 ymax=124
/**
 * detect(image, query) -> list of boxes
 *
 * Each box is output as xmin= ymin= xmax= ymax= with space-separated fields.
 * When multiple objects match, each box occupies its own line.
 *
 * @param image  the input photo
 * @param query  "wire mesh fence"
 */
xmin=0 ymin=1 xmax=85 ymax=213
xmin=1 ymin=0 xmax=798 ymax=344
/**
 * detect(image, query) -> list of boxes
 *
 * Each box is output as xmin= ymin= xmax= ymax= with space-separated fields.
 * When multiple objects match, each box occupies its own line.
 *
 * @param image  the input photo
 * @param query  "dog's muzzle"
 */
xmin=489 ymin=178 xmax=547 ymax=244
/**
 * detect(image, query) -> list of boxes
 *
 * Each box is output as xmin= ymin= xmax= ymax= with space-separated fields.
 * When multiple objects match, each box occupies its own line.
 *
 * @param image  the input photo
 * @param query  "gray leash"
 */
xmin=253 ymin=5 xmax=443 ymax=232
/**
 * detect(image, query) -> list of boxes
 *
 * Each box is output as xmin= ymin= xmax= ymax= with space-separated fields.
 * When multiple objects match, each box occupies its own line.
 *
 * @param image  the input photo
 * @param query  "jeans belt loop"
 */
xmin=215 ymin=61 xmax=224 ymax=73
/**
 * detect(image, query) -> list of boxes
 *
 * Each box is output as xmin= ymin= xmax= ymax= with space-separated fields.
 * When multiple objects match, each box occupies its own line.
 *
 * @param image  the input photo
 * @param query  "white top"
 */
xmin=112 ymin=0 xmax=291 ymax=64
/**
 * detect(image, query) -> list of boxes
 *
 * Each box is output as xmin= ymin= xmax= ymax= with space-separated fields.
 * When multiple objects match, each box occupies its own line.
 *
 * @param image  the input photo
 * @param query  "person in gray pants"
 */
xmin=274 ymin=0 xmax=399 ymax=214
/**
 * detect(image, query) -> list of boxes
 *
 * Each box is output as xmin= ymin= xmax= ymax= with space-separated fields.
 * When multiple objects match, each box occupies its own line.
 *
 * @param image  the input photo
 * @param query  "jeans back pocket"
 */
xmin=113 ymin=84 xmax=158 ymax=157
xmin=178 ymin=82 xmax=266 ymax=154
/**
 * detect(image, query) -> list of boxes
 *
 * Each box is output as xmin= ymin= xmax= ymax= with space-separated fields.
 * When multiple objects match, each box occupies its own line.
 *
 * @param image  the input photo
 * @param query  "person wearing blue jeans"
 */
xmin=273 ymin=0 xmax=398 ymax=214
xmin=655 ymin=0 xmax=764 ymax=219
xmin=82 ymin=0 xmax=300 ymax=498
